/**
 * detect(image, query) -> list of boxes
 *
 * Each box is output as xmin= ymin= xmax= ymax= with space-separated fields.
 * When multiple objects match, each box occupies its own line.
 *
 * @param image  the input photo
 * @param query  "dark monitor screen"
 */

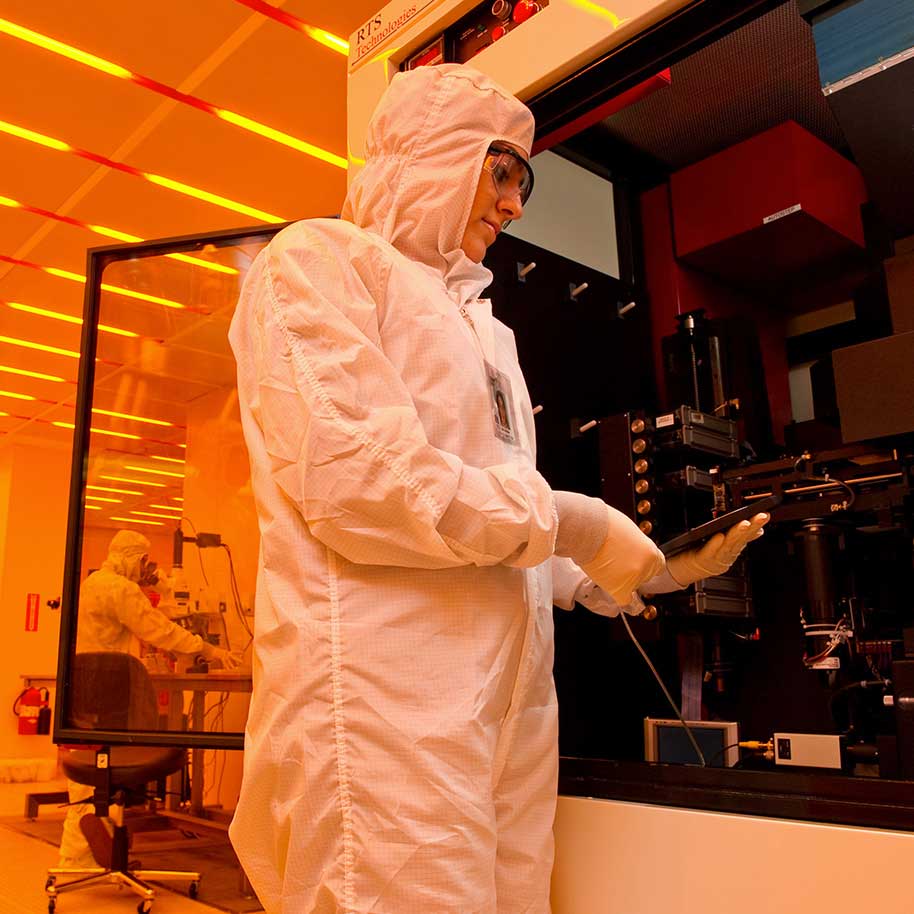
xmin=646 ymin=719 xmax=738 ymax=768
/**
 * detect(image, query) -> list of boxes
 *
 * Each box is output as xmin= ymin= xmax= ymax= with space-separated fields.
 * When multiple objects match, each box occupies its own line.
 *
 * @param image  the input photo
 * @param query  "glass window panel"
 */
xmin=68 ymin=229 xmax=279 ymax=743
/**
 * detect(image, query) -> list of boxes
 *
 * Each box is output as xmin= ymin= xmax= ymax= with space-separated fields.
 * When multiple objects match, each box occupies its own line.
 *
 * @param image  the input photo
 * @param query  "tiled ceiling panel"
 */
xmin=0 ymin=0 xmax=382 ymax=447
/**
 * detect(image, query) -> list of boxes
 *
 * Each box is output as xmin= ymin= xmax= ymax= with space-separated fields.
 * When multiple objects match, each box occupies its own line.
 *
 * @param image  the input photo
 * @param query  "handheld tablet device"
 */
xmin=659 ymin=494 xmax=782 ymax=558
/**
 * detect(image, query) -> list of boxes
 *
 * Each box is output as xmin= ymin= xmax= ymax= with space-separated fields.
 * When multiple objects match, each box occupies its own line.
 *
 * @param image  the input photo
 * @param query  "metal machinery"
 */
xmin=344 ymin=1 xmax=914 ymax=907
xmin=596 ymin=312 xmax=914 ymax=779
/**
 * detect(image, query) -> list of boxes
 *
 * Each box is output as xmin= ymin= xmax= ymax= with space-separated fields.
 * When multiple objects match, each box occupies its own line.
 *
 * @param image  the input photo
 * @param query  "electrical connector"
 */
xmin=196 ymin=532 xmax=222 ymax=548
xmin=739 ymin=739 xmax=773 ymax=752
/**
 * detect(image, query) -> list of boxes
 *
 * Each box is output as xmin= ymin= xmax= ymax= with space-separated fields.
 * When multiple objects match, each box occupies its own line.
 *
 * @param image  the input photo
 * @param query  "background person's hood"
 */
xmin=341 ymin=64 xmax=534 ymax=304
xmin=102 ymin=528 xmax=150 ymax=581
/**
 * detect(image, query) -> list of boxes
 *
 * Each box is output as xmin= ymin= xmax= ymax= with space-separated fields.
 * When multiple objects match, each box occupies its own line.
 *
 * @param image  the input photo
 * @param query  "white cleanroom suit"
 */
xmin=77 ymin=530 xmax=210 ymax=657
xmin=59 ymin=530 xmax=235 ymax=866
xmin=229 ymin=64 xmax=570 ymax=914
xmin=228 ymin=61 xmax=769 ymax=913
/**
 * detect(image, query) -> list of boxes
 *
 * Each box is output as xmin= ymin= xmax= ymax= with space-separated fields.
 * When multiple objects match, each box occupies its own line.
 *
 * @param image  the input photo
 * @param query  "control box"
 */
xmin=774 ymin=732 xmax=843 ymax=769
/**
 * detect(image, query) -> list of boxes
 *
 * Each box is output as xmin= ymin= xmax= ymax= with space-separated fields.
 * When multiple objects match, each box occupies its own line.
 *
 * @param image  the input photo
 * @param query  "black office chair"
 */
xmin=46 ymin=652 xmax=200 ymax=913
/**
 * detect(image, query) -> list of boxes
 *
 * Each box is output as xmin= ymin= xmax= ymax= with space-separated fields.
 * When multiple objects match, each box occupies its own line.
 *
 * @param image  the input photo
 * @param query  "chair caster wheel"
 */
xmin=48 ymin=900 xmax=56 ymax=913
xmin=45 ymin=875 xmax=56 ymax=891
xmin=189 ymin=880 xmax=199 ymax=899
xmin=137 ymin=901 xmax=153 ymax=914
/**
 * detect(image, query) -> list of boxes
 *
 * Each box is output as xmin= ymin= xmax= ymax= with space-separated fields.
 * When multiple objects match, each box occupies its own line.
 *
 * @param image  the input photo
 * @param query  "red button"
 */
xmin=491 ymin=24 xmax=507 ymax=40
xmin=512 ymin=0 xmax=539 ymax=23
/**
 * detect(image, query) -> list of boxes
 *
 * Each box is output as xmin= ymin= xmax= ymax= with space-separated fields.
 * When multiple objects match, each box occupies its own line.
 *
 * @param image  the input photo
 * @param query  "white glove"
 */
xmin=575 ymin=580 xmax=647 ymax=619
xmin=667 ymin=513 xmax=770 ymax=587
xmin=200 ymin=643 xmax=244 ymax=670
xmin=580 ymin=505 xmax=666 ymax=607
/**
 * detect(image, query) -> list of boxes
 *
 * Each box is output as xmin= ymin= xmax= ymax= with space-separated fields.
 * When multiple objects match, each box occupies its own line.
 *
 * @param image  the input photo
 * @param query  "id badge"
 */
xmin=485 ymin=360 xmax=517 ymax=445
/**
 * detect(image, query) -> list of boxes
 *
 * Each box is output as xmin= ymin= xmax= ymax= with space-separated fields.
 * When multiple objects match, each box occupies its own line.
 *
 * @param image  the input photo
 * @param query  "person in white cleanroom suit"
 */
xmin=58 ymin=529 xmax=241 ymax=867
xmin=76 ymin=529 xmax=240 ymax=662
xmin=228 ymin=64 xmax=767 ymax=914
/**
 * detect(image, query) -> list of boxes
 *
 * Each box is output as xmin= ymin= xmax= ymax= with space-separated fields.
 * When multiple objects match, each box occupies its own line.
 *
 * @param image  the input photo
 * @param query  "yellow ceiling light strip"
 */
xmin=92 ymin=408 xmax=172 ymax=427
xmin=0 ymin=193 xmax=237 ymax=276
xmin=0 ymin=118 xmax=69 ymax=151
xmin=6 ymin=301 xmax=138 ymax=337
xmin=0 ymin=364 xmax=67 ymax=382
xmin=140 ymin=174 xmax=285 ymax=222
xmin=150 ymin=455 xmax=185 ymax=464
xmin=231 ymin=1 xmax=349 ymax=56
xmin=84 ymin=504 xmax=102 ymax=510
xmin=87 ymin=484 xmax=143 ymax=495
xmin=0 ymin=389 xmax=170 ymax=431
xmin=123 ymin=464 xmax=184 ymax=478
xmin=0 ymin=18 xmax=131 ymax=77
xmin=213 ymin=111 xmax=346 ymax=169
xmin=98 ymin=282 xmax=187 ymax=310
xmin=0 ymin=389 xmax=36 ymax=400
xmin=52 ymin=420 xmax=141 ymax=440
xmin=304 ymin=27 xmax=349 ymax=55
xmin=0 ymin=118 xmax=286 ymax=223
xmin=100 ymin=474 xmax=166 ymax=487
xmin=149 ymin=504 xmax=183 ymax=511
xmin=109 ymin=516 xmax=164 ymax=527
xmin=130 ymin=510 xmax=185 ymax=520
xmin=90 ymin=230 xmax=238 ymax=275
xmin=0 ymin=334 xmax=78 ymax=358
xmin=1 ymin=253 xmax=190 ymax=310
xmin=0 ymin=16 xmax=345 ymax=170
xmin=89 ymin=429 xmax=142 ymax=440
xmin=85 ymin=494 xmax=122 ymax=503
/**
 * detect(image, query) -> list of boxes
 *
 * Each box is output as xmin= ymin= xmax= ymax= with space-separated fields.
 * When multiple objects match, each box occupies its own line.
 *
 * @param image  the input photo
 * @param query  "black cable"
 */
xmin=618 ymin=612 xmax=707 ymax=767
xmin=792 ymin=453 xmax=857 ymax=510
xmin=225 ymin=546 xmax=249 ymax=635
xmin=705 ymin=741 xmax=741 ymax=768
xmin=827 ymin=679 xmax=888 ymax=727
xmin=218 ymin=607 xmax=233 ymax=653
xmin=180 ymin=516 xmax=210 ymax=587
xmin=222 ymin=544 xmax=254 ymax=642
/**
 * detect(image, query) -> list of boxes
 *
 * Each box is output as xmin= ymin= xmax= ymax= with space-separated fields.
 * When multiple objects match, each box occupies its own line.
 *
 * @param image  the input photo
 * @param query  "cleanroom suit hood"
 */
xmin=103 ymin=528 xmax=150 ymax=582
xmin=229 ymin=65 xmax=563 ymax=914
xmin=342 ymin=63 xmax=534 ymax=300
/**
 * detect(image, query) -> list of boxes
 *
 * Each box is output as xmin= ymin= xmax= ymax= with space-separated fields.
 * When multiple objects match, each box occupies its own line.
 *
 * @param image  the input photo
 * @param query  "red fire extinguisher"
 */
xmin=14 ymin=686 xmax=43 ymax=735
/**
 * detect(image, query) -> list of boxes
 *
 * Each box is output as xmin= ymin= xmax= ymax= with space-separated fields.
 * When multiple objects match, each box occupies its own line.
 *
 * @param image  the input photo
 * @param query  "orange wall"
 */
xmin=0 ymin=443 xmax=71 ymax=760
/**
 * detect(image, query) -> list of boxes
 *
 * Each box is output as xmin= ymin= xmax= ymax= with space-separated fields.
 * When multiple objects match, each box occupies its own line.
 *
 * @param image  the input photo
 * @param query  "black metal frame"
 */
xmin=795 ymin=0 xmax=850 ymax=22
xmin=560 ymin=758 xmax=914 ymax=832
xmin=54 ymin=223 xmax=289 ymax=751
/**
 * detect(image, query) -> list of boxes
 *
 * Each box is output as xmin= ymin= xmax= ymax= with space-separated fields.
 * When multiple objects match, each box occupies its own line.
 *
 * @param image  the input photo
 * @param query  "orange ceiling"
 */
xmin=0 ymin=0 xmax=382 ymax=451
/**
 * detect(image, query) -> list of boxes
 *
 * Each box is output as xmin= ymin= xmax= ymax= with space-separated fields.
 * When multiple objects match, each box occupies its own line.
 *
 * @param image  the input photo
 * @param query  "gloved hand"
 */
xmin=575 ymin=580 xmax=647 ymax=619
xmin=579 ymin=505 xmax=666 ymax=607
xmin=667 ymin=513 xmax=770 ymax=587
xmin=200 ymin=642 xmax=244 ymax=670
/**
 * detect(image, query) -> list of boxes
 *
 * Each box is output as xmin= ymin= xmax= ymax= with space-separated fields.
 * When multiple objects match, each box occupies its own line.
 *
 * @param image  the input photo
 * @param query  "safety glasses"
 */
xmin=484 ymin=144 xmax=534 ymax=207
